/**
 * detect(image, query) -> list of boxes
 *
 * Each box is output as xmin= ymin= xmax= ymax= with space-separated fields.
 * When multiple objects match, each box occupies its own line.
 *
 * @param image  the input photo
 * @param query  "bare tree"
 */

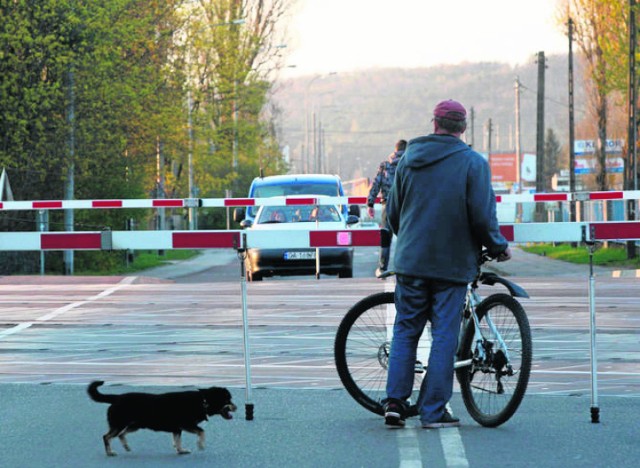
xmin=559 ymin=0 xmax=620 ymax=191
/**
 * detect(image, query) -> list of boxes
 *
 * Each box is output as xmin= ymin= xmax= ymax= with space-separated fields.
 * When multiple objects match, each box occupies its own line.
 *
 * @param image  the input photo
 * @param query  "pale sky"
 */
xmin=281 ymin=0 xmax=568 ymax=77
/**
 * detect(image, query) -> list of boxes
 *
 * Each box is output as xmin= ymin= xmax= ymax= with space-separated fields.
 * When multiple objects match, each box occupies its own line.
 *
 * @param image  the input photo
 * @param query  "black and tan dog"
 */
xmin=88 ymin=380 xmax=236 ymax=456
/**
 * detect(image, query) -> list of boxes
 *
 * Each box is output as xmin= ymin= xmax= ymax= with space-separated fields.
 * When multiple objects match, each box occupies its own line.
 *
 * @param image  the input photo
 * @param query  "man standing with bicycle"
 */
xmin=383 ymin=99 xmax=512 ymax=429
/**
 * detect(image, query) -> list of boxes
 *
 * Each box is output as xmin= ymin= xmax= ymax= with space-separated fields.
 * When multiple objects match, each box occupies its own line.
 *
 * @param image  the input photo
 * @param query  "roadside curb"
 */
xmin=611 ymin=269 xmax=640 ymax=278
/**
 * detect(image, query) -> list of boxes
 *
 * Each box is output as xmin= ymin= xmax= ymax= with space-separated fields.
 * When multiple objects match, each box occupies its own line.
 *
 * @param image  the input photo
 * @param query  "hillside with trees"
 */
xmin=273 ymin=54 xmax=592 ymax=185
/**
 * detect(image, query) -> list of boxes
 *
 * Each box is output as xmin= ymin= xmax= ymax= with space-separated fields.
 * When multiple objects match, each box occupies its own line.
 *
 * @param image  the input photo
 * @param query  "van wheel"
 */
xmin=248 ymin=270 xmax=263 ymax=282
xmin=338 ymin=268 xmax=353 ymax=279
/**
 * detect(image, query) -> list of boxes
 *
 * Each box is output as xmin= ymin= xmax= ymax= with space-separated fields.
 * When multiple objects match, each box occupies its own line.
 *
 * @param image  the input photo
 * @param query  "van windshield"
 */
xmin=254 ymin=183 xmax=339 ymax=198
xmin=248 ymin=182 xmax=340 ymax=217
xmin=257 ymin=205 xmax=341 ymax=224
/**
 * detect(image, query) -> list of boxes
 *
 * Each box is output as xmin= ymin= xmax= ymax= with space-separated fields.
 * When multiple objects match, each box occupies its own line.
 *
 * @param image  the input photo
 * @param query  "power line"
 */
xmin=519 ymin=81 xmax=587 ymax=114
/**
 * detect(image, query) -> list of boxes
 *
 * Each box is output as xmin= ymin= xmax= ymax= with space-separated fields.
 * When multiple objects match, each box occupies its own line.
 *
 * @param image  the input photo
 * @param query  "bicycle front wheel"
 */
xmin=456 ymin=293 xmax=532 ymax=427
xmin=334 ymin=292 xmax=421 ymax=417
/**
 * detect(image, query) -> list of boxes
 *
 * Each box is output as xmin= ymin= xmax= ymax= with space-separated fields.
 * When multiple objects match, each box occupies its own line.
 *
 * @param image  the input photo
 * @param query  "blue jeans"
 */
xmin=386 ymin=275 xmax=466 ymax=423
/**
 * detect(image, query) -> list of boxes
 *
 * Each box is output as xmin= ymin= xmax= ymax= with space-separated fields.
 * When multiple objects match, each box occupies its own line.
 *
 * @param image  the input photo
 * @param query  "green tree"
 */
xmin=0 ymin=0 xmax=292 ymax=271
xmin=183 ymin=0 xmax=290 ymax=208
xmin=0 ymin=0 xmax=187 ymax=273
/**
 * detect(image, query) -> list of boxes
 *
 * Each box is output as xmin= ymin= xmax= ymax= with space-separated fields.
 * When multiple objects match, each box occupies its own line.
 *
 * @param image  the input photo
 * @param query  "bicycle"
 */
xmin=334 ymin=251 xmax=532 ymax=427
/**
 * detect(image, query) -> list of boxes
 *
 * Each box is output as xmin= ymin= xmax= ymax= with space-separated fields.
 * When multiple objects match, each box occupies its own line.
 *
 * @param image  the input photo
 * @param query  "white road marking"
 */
xmin=439 ymin=419 xmax=469 ymax=467
xmin=440 ymin=429 xmax=469 ymax=467
xmin=0 ymin=322 xmax=32 ymax=338
xmin=0 ymin=276 xmax=136 ymax=339
xmin=397 ymin=427 xmax=422 ymax=468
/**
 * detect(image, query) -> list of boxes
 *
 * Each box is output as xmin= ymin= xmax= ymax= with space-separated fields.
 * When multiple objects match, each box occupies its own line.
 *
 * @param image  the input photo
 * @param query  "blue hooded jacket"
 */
xmin=387 ymin=134 xmax=507 ymax=284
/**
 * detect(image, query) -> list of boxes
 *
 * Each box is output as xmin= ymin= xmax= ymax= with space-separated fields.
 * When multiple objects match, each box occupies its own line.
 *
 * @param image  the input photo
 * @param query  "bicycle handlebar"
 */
xmin=375 ymin=249 xmax=500 ymax=280
xmin=480 ymin=250 xmax=494 ymax=265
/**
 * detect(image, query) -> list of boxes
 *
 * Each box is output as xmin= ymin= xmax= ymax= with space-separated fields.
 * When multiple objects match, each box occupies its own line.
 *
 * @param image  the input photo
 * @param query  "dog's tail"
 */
xmin=87 ymin=380 xmax=118 ymax=404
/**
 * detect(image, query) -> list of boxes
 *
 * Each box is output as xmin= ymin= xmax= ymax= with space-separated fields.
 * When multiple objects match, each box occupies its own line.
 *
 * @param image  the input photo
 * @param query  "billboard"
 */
xmin=489 ymin=153 xmax=517 ymax=182
xmin=482 ymin=153 xmax=535 ymax=183
xmin=573 ymin=139 xmax=625 ymax=174
xmin=574 ymin=139 xmax=624 ymax=156
xmin=574 ymin=157 xmax=624 ymax=174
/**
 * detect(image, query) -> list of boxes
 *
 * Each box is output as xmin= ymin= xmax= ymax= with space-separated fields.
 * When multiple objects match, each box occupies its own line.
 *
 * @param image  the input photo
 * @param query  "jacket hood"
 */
xmin=404 ymin=134 xmax=469 ymax=169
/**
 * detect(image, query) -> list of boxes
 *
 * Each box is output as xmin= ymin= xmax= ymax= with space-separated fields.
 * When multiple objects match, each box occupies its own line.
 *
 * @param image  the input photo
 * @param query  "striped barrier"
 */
xmin=1 ymin=222 xmax=639 ymax=252
xmin=1 ymin=189 xmax=640 ymax=211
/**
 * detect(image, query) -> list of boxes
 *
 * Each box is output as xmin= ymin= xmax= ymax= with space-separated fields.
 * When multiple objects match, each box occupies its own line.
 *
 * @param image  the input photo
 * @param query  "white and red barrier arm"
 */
xmin=3 ymin=191 xmax=640 ymax=212
xmin=0 ymin=222 xmax=639 ymax=252
xmin=0 ymin=231 xmax=242 ymax=251
xmin=0 ymin=228 xmax=383 ymax=251
xmin=0 ymin=229 xmax=382 ymax=251
xmin=0 ymin=196 xmax=367 ymax=211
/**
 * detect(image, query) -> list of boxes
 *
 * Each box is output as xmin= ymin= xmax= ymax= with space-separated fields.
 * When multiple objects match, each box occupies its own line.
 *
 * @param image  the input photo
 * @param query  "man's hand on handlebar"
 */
xmin=496 ymin=246 xmax=512 ymax=262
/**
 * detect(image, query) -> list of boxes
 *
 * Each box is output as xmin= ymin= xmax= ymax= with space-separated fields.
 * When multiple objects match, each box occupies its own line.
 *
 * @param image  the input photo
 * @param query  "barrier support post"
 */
xmin=583 ymin=225 xmax=600 ymax=423
xmin=236 ymin=232 xmax=254 ymax=421
xmin=315 ymin=210 xmax=320 ymax=280
xmin=100 ymin=228 xmax=113 ymax=251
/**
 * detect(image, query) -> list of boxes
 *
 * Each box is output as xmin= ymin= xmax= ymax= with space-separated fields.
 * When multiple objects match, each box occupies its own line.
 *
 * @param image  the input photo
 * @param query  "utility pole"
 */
xmin=312 ymin=111 xmax=317 ymax=173
xmin=514 ymin=76 xmax=523 ymax=222
xmin=627 ymin=0 xmax=637 ymax=258
xmin=568 ymin=18 xmax=577 ymax=224
xmin=156 ymin=136 xmax=165 ymax=232
xmin=321 ymin=126 xmax=326 ymax=173
xmin=64 ymin=66 xmax=75 ymax=275
xmin=536 ymin=51 xmax=546 ymax=193
xmin=187 ymin=89 xmax=195 ymax=229
xmin=232 ymin=78 xmax=239 ymax=190
xmin=487 ymin=118 xmax=493 ymax=170
xmin=535 ymin=51 xmax=546 ymax=221
xmin=469 ymin=107 xmax=475 ymax=148
xmin=318 ymin=120 xmax=323 ymax=173
xmin=304 ymin=112 xmax=310 ymax=173
xmin=514 ymin=77 xmax=522 ymax=193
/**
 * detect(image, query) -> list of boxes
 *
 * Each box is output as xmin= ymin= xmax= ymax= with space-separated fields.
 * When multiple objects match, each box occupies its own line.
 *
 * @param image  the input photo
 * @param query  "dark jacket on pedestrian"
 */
xmin=367 ymin=149 xmax=404 ymax=207
xmin=387 ymin=134 xmax=507 ymax=284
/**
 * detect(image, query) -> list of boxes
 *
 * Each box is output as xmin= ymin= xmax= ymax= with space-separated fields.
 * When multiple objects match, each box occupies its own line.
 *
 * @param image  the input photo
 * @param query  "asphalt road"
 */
xmin=0 ymin=247 xmax=639 ymax=467
xmin=1 ymin=384 xmax=638 ymax=468
xmin=172 ymin=246 xmax=381 ymax=283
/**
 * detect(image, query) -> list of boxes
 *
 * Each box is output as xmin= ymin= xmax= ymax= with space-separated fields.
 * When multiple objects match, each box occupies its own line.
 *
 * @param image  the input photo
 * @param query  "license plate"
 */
xmin=284 ymin=251 xmax=316 ymax=260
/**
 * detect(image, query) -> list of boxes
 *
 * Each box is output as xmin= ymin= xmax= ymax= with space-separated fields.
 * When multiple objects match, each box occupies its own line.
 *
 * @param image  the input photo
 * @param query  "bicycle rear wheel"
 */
xmin=334 ymin=292 xmax=421 ymax=417
xmin=456 ymin=293 xmax=532 ymax=427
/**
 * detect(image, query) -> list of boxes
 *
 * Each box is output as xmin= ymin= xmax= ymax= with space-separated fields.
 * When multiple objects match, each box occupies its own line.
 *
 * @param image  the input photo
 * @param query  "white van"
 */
xmin=234 ymin=173 xmax=360 ymax=224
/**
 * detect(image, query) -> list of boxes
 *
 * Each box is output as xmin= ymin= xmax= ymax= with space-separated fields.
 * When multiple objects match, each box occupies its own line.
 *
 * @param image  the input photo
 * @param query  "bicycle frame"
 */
xmin=454 ymin=272 xmax=523 ymax=371
xmin=454 ymin=286 xmax=480 ymax=370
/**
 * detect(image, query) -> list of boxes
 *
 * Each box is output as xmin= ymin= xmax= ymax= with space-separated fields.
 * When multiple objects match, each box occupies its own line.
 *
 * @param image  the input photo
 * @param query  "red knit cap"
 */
xmin=433 ymin=99 xmax=467 ymax=121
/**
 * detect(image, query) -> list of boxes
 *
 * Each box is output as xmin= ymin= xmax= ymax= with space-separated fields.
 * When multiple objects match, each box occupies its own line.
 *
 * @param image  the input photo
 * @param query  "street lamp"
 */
xmin=230 ymin=20 xmax=248 ymax=197
xmin=304 ymin=72 xmax=337 ymax=173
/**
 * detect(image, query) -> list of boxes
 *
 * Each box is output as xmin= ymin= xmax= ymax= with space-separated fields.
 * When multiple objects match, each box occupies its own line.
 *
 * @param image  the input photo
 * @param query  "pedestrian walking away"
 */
xmin=367 ymin=139 xmax=407 ymax=277
xmin=383 ymin=99 xmax=512 ymax=429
